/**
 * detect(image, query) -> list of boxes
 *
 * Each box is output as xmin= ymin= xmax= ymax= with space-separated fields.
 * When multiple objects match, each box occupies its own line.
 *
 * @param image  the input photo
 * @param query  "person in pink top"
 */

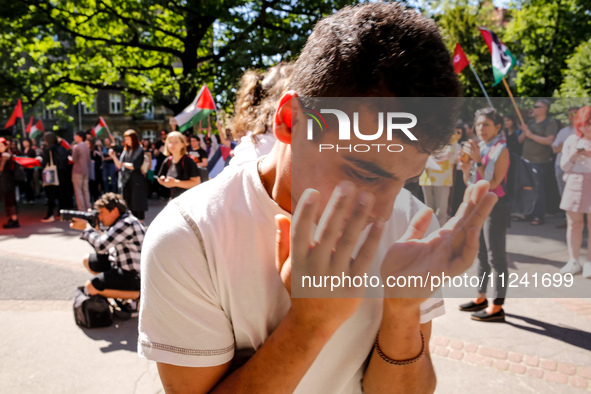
xmin=558 ymin=106 xmax=591 ymax=278
xmin=458 ymin=108 xmax=511 ymax=322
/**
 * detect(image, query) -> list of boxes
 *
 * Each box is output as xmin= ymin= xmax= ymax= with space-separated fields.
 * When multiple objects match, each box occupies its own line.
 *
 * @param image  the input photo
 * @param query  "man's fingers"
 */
xmin=292 ymin=189 xmax=320 ymax=263
xmin=313 ymin=181 xmax=356 ymax=258
xmin=351 ymin=218 xmax=385 ymax=278
xmin=398 ymin=207 xmax=434 ymax=242
xmin=470 ymin=180 xmax=491 ymax=205
xmin=332 ymin=191 xmax=375 ymax=271
xmin=451 ymin=192 xmax=498 ymax=251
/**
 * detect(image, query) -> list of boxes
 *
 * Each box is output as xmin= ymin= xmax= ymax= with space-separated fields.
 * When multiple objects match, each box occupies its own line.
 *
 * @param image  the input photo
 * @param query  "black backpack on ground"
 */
xmin=73 ymin=286 xmax=113 ymax=328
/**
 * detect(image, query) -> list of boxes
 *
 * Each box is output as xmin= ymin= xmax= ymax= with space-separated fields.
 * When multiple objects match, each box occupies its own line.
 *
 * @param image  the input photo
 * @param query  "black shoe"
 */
xmin=3 ymin=219 xmax=20 ymax=229
xmin=471 ymin=308 xmax=505 ymax=322
xmin=459 ymin=300 xmax=488 ymax=312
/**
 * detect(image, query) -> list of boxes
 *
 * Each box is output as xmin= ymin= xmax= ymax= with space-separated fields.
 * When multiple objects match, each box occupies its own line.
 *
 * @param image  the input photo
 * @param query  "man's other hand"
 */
xmin=70 ymin=217 xmax=90 ymax=231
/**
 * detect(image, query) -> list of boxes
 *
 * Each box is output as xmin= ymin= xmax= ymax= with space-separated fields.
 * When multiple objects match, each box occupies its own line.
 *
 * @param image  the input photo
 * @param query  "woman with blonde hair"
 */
xmin=157 ymin=131 xmax=200 ymax=199
xmin=109 ymin=130 xmax=148 ymax=221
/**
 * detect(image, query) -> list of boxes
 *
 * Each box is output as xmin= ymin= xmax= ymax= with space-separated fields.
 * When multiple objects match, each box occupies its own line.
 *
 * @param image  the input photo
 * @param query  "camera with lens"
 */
xmin=60 ymin=209 xmax=99 ymax=228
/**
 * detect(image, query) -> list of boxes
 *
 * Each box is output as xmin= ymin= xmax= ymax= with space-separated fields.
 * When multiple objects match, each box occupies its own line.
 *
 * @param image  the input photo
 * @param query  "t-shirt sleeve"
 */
xmin=185 ymin=155 xmax=200 ymax=178
xmin=138 ymin=203 xmax=235 ymax=367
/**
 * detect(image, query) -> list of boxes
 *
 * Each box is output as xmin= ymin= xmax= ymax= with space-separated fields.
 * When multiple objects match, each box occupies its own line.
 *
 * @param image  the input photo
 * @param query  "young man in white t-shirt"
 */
xmin=138 ymin=3 xmax=498 ymax=393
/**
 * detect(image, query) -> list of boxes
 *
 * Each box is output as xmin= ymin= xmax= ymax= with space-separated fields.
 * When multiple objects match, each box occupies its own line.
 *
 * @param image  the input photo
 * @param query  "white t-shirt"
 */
xmin=229 ymin=131 xmax=277 ymax=167
xmin=553 ymin=125 xmax=576 ymax=168
xmin=138 ymin=162 xmax=445 ymax=393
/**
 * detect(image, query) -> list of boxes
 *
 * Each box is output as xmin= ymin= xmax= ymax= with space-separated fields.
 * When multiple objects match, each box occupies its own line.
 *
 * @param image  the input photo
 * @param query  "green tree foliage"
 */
xmin=504 ymin=0 xmax=591 ymax=98
xmin=0 ymin=0 xmax=356 ymax=115
xmin=433 ymin=0 xmax=519 ymax=121
xmin=557 ymin=38 xmax=591 ymax=97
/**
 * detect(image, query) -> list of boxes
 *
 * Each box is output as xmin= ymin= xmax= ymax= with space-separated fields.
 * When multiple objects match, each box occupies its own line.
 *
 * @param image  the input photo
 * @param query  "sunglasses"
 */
xmin=533 ymin=105 xmax=545 ymax=109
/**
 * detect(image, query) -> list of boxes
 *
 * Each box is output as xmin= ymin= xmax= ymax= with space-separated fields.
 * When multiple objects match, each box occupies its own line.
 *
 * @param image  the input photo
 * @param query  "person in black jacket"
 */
xmin=41 ymin=132 xmax=70 ymax=222
xmin=0 ymin=138 xmax=20 ymax=228
xmin=109 ymin=130 xmax=148 ymax=221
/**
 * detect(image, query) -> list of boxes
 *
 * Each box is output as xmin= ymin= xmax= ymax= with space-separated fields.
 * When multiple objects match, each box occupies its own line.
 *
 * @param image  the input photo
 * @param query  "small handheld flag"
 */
xmin=174 ymin=84 xmax=217 ymax=132
xmin=91 ymin=117 xmax=109 ymax=138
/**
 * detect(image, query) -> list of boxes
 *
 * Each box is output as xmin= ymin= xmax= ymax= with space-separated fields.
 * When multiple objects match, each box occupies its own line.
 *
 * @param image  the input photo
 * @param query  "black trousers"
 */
xmin=477 ymin=196 xmax=509 ymax=305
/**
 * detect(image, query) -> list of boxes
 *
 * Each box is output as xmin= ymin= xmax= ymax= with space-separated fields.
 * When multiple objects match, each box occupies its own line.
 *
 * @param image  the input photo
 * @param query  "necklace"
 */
xmin=257 ymin=157 xmax=267 ymax=191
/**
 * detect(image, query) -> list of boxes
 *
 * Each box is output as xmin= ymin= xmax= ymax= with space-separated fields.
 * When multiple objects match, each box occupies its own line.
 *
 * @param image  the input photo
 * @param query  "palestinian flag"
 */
xmin=14 ymin=156 xmax=42 ymax=169
xmin=25 ymin=116 xmax=44 ymax=139
xmin=4 ymin=99 xmax=23 ymax=129
xmin=91 ymin=116 xmax=109 ymax=138
xmin=479 ymin=27 xmax=516 ymax=86
xmin=174 ymin=84 xmax=216 ymax=132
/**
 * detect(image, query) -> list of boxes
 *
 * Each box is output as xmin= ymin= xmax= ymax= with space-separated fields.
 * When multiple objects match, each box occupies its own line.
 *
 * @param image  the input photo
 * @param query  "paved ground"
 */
xmin=0 ymin=198 xmax=590 ymax=393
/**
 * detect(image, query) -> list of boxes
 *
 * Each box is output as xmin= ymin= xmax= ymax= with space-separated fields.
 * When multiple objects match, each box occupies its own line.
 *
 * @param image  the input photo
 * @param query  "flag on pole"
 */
xmin=30 ymin=120 xmax=44 ymax=139
xmin=452 ymin=43 xmax=470 ymax=74
xmin=4 ymin=99 xmax=23 ymax=129
xmin=174 ymin=84 xmax=217 ymax=132
xmin=59 ymin=138 xmax=71 ymax=150
xmin=91 ymin=116 xmax=109 ymax=138
xmin=25 ymin=116 xmax=33 ymax=134
xmin=25 ymin=117 xmax=44 ymax=139
xmin=479 ymin=27 xmax=516 ymax=86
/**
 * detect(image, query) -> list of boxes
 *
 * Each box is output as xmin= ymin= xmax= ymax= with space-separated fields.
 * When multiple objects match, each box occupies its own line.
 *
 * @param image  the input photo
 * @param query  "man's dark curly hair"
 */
xmin=290 ymin=2 xmax=462 ymax=152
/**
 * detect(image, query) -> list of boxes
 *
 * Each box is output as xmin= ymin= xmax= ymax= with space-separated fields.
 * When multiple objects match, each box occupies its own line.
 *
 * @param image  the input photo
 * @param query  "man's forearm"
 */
xmin=211 ymin=308 xmax=339 ymax=393
xmin=363 ymin=303 xmax=436 ymax=394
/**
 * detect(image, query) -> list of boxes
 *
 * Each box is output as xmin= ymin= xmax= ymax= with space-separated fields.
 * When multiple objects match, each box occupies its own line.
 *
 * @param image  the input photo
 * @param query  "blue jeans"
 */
xmin=531 ymin=163 xmax=549 ymax=219
xmin=102 ymin=161 xmax=118 ymax=193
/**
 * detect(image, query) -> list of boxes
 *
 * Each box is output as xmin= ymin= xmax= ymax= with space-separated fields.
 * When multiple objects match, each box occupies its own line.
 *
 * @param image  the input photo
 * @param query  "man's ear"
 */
xmin=273 ymin=91 xmax=299 ymax=144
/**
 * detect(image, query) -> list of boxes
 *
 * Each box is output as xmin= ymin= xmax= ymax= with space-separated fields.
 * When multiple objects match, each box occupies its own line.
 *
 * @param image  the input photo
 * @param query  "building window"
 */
xmin=43 ymin=108 xmax=57 ymax=120
xmin=109 ymin=94 xmax=123 ymax=114
xmin=142 ymin=130 xmax=156 ymax=142
xmin=82 ymin=97 xmax=97 ymax=114
xmin=142 ymin=98 xmax=154 ymax=120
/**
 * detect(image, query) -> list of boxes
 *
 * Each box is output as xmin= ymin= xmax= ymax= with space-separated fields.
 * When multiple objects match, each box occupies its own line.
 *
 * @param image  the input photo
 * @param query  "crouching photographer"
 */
xmin=69 ymin=192 xmax=145 ymax=301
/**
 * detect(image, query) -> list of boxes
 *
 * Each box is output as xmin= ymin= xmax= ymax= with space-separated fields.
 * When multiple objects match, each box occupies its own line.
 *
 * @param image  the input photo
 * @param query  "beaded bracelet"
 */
xmin=374 ymin=330 xmax=425 ymax=366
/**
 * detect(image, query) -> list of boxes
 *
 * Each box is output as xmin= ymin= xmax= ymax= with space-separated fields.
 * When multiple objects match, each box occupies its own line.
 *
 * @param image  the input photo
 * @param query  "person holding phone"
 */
xmin=558 ymin=106 xmax=591 ymax=278
xmin=458 ymin=108 xmax=510 ymax=322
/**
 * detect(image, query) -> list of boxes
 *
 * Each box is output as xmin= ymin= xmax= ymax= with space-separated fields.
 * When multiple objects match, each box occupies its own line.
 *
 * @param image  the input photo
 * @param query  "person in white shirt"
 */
xmin=552 ymin=107 xmax=580 ymax=228
xmin=138 ymin=3 xmax=498 ymax=393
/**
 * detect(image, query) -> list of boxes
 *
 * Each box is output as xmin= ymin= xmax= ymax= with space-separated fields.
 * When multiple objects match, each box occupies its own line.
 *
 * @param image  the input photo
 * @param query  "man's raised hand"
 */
xmin=380 ymin=180 xmax=498 ymax=304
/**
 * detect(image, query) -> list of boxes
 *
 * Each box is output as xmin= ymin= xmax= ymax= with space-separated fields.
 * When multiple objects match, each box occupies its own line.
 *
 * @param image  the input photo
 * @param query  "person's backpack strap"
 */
xmin=173 ymin=199 xmax=207 ymax=260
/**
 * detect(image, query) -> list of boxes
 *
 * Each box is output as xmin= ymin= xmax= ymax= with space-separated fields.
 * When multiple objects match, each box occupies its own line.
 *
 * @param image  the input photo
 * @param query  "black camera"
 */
xmin=60 ymin=209 xmax=99 ymax=228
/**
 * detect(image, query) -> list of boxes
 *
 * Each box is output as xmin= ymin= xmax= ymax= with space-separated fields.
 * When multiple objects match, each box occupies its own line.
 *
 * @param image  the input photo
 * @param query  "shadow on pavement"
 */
xmin=80 ymin=317 xmax=139 ymax=353
xmin=506 ymin=313 xmax=591 ymax=351
xmin=507 ymin=252 xmax=565 ymax=270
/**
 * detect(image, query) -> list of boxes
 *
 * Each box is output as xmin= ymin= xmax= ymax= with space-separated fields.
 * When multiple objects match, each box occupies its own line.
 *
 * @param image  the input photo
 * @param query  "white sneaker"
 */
xmin=560 ymin=259 xmax=582 ymax=275
xmin=583 ymin=262 xmax=591 ymax=279
xmin=41 ymin=216 xmax=55 ymax=223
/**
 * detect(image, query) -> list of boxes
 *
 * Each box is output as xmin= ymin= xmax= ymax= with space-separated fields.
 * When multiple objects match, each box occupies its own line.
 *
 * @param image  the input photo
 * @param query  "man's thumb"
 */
xmin=398 ymin=207 xmax=433 ymax=242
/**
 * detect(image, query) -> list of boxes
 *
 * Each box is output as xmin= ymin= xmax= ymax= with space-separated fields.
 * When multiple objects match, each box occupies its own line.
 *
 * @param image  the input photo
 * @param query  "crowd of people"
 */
xmin=417 ymin=102 xmax=591 ymax=323
xmin=0 ymin=124 xmax=234 ymax=227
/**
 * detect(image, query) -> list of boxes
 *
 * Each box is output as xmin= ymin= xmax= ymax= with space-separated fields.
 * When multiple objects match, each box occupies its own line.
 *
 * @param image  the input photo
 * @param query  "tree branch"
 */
xmin=36 ymin=3 xmax=183 ymax=57
xmin=98 ymin=0 xmax=186 ymax=42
